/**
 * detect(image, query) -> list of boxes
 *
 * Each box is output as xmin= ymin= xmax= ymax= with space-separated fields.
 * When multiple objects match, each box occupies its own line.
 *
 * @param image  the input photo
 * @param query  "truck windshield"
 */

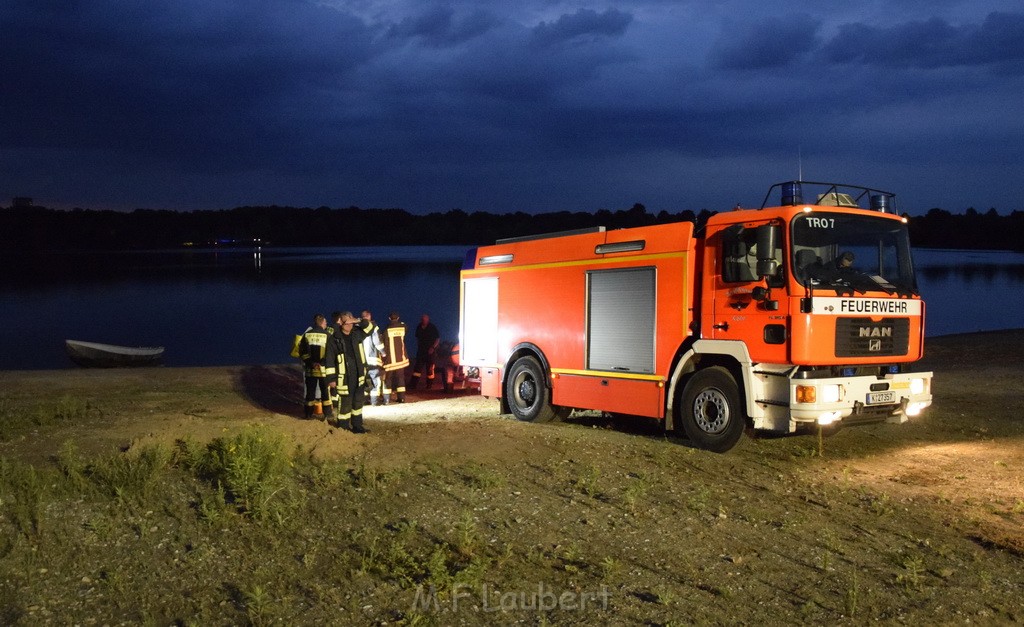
xmin=791 ymin=212 xmax=918 ymax=296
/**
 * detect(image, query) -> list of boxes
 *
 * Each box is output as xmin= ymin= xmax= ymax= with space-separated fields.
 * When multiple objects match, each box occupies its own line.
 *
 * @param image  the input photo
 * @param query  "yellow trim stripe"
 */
xmin=472 ymin=364 xmax=664 ymax=383
xmin=551 ymin=368 xmax=664 ymax=382
xmin=461 ymin=251 xmax=687 ymax=276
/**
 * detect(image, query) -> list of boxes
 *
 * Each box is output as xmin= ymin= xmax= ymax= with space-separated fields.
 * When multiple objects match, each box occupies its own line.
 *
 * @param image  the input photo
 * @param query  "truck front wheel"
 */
xmin=506 ymin=356 xmax=557 ymax=423
xmin=678 ymin=367 xmax=745 ymax=453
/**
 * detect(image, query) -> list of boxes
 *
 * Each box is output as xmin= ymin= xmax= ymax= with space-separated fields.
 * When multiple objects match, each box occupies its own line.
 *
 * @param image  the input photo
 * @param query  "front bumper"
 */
xmin=788 ymin=371 xmax=933 ymax=425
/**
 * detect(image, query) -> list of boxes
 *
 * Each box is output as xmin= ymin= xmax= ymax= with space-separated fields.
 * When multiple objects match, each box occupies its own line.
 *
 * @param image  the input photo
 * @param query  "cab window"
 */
xmin=721 ymin=226 xmax=784 ymax=286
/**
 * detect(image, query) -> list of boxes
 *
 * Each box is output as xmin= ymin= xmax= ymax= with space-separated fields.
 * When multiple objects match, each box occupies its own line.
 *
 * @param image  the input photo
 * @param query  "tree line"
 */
xmin=1 ymin=202 xmax=1020 ymax=252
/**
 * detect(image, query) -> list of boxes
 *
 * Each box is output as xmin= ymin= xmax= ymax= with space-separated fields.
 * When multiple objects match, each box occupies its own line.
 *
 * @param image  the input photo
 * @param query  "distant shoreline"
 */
xmin=3 ymin=203 xmax=1024 ymax=253
xmin=2 ymin=328 xmax=1021 ymax=376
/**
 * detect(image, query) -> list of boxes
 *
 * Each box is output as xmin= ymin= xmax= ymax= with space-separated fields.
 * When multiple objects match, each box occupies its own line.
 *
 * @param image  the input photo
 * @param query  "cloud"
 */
xmin=821 ymin=11 xmax=1024 ymax=73
xmin=530 ymin=8 xmax=633 ymax=48
xmin=386 ymin=6 xmax=499 ymax=47
xmin=709 ymin=14 xmax=821 ymax=70
xmin=1 ymin=1 xmax=1023 ymax=214
xmin=1 ymin=0 xmax=378 ymax=171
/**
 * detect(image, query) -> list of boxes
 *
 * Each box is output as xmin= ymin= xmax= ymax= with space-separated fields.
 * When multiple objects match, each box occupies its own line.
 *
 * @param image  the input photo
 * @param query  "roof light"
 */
xmin=595 ymin=240 xmax=645 ymax=254
xmin=479 ymin=254 xmax=513 ymax=266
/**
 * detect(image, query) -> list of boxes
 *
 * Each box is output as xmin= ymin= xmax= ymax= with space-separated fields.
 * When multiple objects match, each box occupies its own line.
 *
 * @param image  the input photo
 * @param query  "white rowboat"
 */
xmin=65 ymin=339 xmax=165 ymax=368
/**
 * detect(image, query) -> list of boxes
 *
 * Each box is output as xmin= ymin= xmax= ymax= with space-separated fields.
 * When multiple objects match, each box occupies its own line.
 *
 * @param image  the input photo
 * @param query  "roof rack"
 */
xmin=761 ymin=181 xmax=897 ymax=213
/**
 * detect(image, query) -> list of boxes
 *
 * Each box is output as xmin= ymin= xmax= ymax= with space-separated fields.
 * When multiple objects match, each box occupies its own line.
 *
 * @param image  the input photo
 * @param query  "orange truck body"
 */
xmin=459 ymin=182 xmax=933 ymax=452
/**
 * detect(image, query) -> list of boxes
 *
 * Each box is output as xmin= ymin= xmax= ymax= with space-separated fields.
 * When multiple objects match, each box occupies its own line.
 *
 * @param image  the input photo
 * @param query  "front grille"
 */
xmin=835 ymin=318 xmax=910 ymax=357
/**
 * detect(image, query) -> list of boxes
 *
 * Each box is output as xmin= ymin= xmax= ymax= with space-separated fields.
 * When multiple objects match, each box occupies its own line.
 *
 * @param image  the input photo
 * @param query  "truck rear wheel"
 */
xmin=678 ymin=367 xmax=745 ymax=453
xmin=506 ymin=356 xmax=557 ymax=423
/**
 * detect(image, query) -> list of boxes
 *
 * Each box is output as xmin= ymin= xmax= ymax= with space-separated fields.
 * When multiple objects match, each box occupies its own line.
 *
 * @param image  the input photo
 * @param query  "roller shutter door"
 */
xmin=587 ymin=267 xmax=655 ymax=373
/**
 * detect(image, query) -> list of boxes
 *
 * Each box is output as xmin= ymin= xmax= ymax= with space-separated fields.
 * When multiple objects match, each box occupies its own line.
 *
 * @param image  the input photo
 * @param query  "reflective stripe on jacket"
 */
xmin=299 ymin=327 xmax=331 ymax=377
xmin=362 ymin=326 xmax=386 ymax=368
xmin=334 ymin=319 xmax=375 ymax=394
xmin=383 ymin=322 xmax=409 ymax=371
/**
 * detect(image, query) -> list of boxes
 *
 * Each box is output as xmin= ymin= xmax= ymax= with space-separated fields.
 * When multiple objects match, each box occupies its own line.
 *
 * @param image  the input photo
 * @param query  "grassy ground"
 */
xmin=0 ymin=330 xmax=1022 ymax=625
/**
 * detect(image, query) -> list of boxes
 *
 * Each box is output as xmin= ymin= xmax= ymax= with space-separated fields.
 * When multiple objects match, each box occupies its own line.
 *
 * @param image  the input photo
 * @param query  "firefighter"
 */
xmin=298 ymin=314 xmax=334 ymax=421
xmin=360 ymin=310 xmax=387 ymax=405
xmin=436 ymin=339 xmax=463 ymax=392
xmin=382 ymin=311 xmax=409 ymax=403
xmin=331 ymin=311 xmax=375 ymax=434
xmin=410 ymin=313 xmax=440 ymax=390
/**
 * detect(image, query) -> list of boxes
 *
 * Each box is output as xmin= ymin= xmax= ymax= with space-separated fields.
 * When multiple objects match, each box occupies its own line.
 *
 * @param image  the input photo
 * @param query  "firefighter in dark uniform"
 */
xmin=382 ymin=311 xmax=409 ymax=403
xmin=411 ymin=313 xmax=440 ymax=389
xmin=331 ymin=311 xmax=375 ymax=434
xmin=298 ymin=314 xmax=335 ymax=420
xmin=436 ymin=339 xmax=463 ymax=392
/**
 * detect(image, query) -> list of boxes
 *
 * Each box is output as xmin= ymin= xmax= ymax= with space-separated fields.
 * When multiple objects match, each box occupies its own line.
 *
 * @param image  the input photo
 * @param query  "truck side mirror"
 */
xmin=755 ymin=224 xmax=780 ymax=277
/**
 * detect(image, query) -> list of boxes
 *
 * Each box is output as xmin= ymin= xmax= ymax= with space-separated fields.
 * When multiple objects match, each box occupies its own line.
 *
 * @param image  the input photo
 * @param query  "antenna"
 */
xmin=798 ymin=146 xmax=803 ymax=181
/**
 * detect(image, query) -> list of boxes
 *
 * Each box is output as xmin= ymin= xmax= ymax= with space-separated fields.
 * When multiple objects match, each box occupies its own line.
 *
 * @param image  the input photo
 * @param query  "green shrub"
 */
xmin=54 ymin=440 xmax=92 ymax=494
xmin=0 ymin=395 xmax=96 ymax=441
xmin=198 ymin=425 xmax=295 ymax=521
xmin=88 ymin=442 xmax=173 ymax=502
xmin=0 ymin=458 xmax=45 ymax=538
xmin=53 ymin=396 xmax=93 ymax=422
xmin=0 ymin=396 xmax=30 ymax=442
xmin=172 ymin=435 xmax=208 ymax=472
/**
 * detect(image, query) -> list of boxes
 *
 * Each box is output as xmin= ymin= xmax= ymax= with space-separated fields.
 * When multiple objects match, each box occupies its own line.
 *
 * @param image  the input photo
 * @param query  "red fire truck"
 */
xmin=459 ymin=181 xmax=933 ymax=452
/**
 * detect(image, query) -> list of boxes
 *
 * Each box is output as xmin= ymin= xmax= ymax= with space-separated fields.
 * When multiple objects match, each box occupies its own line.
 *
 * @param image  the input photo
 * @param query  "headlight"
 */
xmin=910 ymin=378 xmax=925 ymax=395
xmin=820 ymin=384 xmax=841 ymax=404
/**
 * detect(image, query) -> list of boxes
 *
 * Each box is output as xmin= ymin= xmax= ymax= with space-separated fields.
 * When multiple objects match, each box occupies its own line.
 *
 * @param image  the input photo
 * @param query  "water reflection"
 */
xmin=0 ymin=246 xmax=469 ymax=370
xmin=914 ymin=249 xmax=1024 ymax=336
xmin=0 ymin=246 xmax=1021 ymax=370
xmin=915 ymin=249 xmax=1024 ymax=283
xmin=918 ymin=265 xmax=1024 ymax=282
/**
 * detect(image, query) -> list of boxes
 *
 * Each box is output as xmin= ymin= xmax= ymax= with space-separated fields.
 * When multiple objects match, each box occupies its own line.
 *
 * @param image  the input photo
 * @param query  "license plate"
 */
xmin=867 ymin=391 xmax=895 ymax=404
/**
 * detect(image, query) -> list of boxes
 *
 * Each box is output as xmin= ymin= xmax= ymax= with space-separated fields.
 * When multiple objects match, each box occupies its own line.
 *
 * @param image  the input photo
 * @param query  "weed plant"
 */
xmin=0 ymin=413 xmax=1020 ymax=624
xmin=0 ymin=395 xmax=96 ymax=442
xmin=194 ymin=425 xmax=297 ymax=520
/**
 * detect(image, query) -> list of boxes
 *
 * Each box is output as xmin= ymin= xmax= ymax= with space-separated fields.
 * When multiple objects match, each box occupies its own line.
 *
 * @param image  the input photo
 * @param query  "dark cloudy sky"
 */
xmin=3 ymin=1 xmax=1023 ymax=214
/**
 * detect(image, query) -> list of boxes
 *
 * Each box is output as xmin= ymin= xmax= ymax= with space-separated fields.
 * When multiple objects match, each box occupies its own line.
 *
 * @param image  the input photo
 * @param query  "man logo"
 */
xmin=858 ymin=326 xmax=892 ymax=338
xmin=869 ymin=339 xmax=882 ymax=352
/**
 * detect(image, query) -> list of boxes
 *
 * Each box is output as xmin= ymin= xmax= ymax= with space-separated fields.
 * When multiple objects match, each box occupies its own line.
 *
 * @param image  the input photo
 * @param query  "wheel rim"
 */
xmin=692 ymin=387 xmax=729 ymax=434
xmin=514 ymin=372 xmax=537 ymax=409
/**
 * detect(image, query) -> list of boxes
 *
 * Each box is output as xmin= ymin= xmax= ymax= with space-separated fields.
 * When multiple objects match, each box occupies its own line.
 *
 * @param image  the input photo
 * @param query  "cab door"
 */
xmin=706 ymin=222 xmax=790 ymax=364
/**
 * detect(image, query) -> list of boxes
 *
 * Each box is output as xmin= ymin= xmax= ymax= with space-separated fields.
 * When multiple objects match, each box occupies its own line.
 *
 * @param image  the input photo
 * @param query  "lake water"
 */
xmin=1 ymin=246 xmax=1022 ymax=370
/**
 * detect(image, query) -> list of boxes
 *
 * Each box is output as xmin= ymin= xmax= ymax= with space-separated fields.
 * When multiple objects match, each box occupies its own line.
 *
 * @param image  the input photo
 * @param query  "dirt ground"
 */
xmin=1 ymin=330 xmax=1023 ymax=623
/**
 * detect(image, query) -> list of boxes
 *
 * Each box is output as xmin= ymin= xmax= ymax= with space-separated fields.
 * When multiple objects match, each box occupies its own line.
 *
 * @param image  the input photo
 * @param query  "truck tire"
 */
xmin=506 ymin=356 xmax=557 ymax=423
xmin=678 ymin=367 xmax=745 ymax=453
